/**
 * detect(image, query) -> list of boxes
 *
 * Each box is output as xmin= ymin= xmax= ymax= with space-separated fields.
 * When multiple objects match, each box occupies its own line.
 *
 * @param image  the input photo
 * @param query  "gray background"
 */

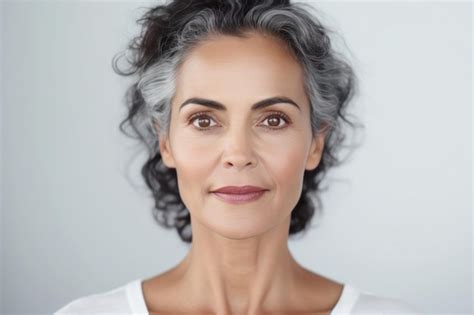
xmin=1 ymin=0 xmax=472 ymax=314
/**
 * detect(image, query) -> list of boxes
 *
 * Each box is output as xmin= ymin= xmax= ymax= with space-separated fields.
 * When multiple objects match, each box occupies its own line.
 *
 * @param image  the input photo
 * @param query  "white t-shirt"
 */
xmin=54 ymin=278 xmax=421 ymax=314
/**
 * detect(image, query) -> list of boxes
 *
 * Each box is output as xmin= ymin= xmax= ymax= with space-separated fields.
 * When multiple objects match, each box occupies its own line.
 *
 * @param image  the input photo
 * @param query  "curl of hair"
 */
xmin=112 ymin=0 xmax=363 ymax=243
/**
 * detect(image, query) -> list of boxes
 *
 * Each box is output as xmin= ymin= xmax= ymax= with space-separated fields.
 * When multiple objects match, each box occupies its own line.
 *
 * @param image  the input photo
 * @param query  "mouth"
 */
xmin=210 ymin=190 xmax=267 ymax=204
xmin=209 ymin=185 xmax=269 ymax=204
xmin=210 ymin=185 xmax=267 ymax=194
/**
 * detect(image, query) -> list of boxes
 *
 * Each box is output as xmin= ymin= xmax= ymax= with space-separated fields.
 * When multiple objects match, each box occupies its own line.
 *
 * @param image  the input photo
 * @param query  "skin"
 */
xmin=142 ymin=31 xmax=343 ymax=315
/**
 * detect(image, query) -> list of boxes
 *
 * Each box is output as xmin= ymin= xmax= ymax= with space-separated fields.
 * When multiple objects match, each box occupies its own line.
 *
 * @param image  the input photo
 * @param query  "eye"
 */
xmin=260 ymin=112 xmax=291 ymax=130
xmin=188 ymin=112 xmax=219 ymax=130
xmin=187 ymin=111 xmax=291 ymax=131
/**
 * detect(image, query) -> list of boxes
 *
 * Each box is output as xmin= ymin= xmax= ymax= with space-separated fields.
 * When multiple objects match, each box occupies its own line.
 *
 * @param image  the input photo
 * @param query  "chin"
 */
xmin=205 ymin=216 xmax=279 ymax=240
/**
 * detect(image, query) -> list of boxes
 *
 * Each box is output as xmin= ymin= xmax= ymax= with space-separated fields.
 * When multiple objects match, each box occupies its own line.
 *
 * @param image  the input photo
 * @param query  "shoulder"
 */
xmin=53 ymin=282 xmax=131 ymax=314
xmin=352 ymin=291 xmax=421 ymax=314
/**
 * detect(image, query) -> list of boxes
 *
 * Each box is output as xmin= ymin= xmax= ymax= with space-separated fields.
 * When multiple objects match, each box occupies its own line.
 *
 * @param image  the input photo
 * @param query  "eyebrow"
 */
xmin=178 ymin=96 xmax=301 ymax=112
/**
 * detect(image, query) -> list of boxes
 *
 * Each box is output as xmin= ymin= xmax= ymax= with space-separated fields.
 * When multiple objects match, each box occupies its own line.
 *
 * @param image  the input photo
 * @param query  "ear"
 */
xmin=305 ymin=128 xmax=327 ymax=171
xmin=159 ymin=135 xmax=176 ymax=169
xmin=155 ymin=122 xmax=176 ymax=169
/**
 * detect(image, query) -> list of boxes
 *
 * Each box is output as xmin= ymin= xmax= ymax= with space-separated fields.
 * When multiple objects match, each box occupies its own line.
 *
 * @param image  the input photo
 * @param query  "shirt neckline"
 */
xmin=126 ymin=278 xmax=360 ymax=314
xmin=126 ymin=278 xmax=149 ymax=314
xmin=330 ymin=283 xmax=360 ymax=314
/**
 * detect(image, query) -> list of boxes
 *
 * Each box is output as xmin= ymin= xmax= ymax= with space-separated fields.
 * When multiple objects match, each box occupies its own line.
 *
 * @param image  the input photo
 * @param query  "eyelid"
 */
xmin=187 ymin=110 xmax=218 ymax=125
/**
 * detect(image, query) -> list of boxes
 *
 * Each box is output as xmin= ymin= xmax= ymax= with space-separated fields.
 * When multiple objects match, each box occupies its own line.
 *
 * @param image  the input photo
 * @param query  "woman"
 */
xmin=55 ymin=0 xmax=420 ymax=314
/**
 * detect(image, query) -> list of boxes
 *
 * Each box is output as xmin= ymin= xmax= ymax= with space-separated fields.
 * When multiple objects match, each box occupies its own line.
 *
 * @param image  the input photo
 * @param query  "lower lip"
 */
xmin=211 ymin=191 xmax=266 ymax=204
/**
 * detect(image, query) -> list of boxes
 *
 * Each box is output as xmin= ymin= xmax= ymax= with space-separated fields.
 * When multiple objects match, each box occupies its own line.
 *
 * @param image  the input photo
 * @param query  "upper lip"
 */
xmin=210 ymin=185 xmax=268 ymax=194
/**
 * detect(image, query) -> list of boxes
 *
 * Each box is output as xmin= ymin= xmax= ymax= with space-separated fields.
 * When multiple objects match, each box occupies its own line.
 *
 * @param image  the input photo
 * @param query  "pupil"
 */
xmin=199 ymin=118 xmax=210 ymax=127
xmin=269 ymin=117 xmax=279 ymax=126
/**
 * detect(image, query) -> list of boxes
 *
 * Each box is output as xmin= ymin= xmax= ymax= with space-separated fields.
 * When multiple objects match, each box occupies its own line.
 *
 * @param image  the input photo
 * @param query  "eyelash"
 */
xmin=187 ymin=111 xmax=292 ymax=132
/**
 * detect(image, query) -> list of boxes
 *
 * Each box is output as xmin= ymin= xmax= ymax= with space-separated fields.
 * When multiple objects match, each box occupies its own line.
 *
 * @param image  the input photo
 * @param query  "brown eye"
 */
xmin=189 ymin=113 xmax=218 ymax=130
xmin=196 ymin=117 xmax=210 ymax=128
xmin=267 ymin=116 xmax=280 ymax=127
xmin=261 ymin=112 xmax=290 ymax=129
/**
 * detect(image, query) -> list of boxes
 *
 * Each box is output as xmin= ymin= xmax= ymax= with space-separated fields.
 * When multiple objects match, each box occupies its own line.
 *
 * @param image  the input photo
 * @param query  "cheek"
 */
xmin=170 ymin=134 xmax=216 ymax=206
xmin=264 ymin=136 xmax=308 ymax=206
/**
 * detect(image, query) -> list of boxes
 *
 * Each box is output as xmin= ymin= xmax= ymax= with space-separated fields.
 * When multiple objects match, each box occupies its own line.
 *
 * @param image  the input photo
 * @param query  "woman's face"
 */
xmin=159 ymin=32 xmax=325 ymax=239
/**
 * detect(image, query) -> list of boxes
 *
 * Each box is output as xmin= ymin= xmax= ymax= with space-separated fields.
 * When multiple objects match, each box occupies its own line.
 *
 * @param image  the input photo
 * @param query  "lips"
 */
xmin=210 ymin=185 xmax=267 ymax=194
xmin=210 ymin=185 xmax=269 ymax=204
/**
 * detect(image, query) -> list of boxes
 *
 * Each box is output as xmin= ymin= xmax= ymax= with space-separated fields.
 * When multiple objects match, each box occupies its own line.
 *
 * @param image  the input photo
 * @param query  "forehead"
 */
xmin=174 ymin=32 xmax=307 ymax=105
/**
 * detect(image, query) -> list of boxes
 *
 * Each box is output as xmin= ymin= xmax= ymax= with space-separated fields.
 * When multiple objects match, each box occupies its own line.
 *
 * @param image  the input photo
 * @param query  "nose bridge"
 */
xmin=222 ymin=119 xmax=257 ymax=169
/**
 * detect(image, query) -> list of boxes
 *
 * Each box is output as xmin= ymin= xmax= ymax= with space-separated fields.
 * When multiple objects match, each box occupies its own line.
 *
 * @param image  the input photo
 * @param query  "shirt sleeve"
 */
xmin=351 ymin=293 xmax=422 ymax=314
xmin=53 ymin=290 xmax=132 ymax=314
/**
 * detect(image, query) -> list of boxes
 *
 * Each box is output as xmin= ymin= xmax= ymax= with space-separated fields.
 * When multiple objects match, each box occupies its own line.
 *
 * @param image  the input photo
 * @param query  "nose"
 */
xmin=222 ymin=128 xmax=258 ymax=170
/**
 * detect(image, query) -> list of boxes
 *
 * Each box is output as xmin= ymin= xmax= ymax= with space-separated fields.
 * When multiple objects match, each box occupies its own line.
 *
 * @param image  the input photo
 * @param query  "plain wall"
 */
xmin=0 ymin=0 xmax=3 ymax=311
xmin=1 ymin=0 xmax=472 ymax=313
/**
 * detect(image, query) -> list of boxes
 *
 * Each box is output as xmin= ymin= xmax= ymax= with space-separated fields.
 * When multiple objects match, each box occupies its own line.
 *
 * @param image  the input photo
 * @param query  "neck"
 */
xmin=174 ymin=216 xmax=301 ymax=315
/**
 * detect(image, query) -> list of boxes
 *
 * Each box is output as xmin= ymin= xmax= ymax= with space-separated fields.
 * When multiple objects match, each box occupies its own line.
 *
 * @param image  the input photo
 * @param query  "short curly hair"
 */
xmin=112 ymin=0 xmax=362 ymax=243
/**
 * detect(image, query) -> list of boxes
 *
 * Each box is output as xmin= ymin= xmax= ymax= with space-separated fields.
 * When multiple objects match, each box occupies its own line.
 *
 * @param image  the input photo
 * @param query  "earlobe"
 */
xmin=159 ymin=135 xmax=176 ymax=169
